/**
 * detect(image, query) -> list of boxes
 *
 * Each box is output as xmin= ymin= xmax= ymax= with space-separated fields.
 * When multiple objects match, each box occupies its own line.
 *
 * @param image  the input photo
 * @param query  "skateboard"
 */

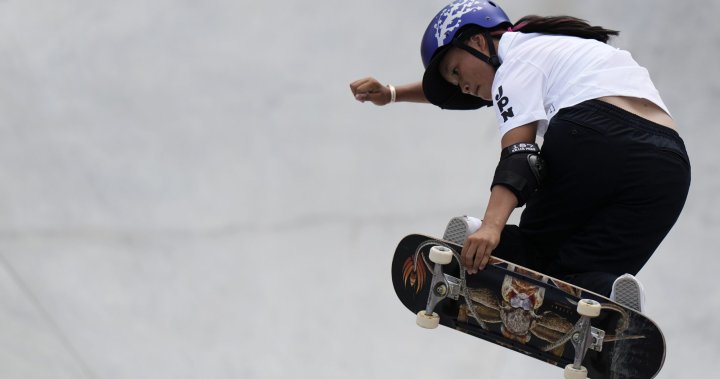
xmin=391 ymin=234 xmax=665 ymax=379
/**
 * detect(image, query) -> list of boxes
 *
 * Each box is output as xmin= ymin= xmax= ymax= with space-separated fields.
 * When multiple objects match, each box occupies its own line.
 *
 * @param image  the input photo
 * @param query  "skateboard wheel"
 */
xmin=416 ymin=310 xmax=440 ymax=329
xmin=577 ymin=299 xmax=601 ymax=317
xmin=563 ymin=364 xmax=588 ymax=379
xmin=429 ymin=246 xmax=453 ymax=265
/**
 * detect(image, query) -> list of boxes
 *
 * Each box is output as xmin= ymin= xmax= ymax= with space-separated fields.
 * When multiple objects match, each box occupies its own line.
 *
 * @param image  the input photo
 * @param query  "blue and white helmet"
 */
xmin=421 ymin=0 xmax=511 ymax=109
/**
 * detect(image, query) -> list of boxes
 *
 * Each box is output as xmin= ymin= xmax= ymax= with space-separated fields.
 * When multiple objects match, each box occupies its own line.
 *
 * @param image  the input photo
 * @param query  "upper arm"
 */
xmin=500 ymin=122 xmax=538 ymax=148
xmin=492 ymin=59 xmax=548 ymax=138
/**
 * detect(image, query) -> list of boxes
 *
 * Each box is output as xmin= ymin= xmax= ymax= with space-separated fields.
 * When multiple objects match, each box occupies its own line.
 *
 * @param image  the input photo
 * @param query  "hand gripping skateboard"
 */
xmin=391 ymin=234 xmax=665 ymax=379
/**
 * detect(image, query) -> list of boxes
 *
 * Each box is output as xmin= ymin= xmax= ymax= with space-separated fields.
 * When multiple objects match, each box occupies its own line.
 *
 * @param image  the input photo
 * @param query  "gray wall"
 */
xmin=0 ymin=0 xmax=717 ymax=378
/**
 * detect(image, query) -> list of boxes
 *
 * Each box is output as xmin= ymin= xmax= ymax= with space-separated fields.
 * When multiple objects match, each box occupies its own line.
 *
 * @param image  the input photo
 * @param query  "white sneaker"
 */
xmin=443 ymin=216 xmax=482 ymax=246
xmin=610 ymin=274 xmax=646 ymax=313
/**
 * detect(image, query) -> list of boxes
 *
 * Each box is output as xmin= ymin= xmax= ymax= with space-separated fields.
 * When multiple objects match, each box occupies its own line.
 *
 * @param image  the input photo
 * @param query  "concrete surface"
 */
xmin=0 ymin=0 xmax=718 ymax=378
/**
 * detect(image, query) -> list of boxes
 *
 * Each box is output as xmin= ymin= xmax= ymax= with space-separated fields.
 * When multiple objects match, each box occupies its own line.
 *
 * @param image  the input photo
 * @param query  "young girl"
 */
xmin=350 ymin=0 xmax=690 ymax=309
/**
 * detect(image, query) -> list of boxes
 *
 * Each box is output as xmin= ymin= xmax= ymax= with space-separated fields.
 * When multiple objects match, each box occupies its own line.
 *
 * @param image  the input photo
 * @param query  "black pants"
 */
xmin=492 ymin=100 xmax=691 ymax=296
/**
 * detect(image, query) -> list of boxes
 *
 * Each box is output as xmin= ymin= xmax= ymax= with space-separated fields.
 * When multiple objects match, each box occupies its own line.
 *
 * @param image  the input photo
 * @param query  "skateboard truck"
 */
xmin=416 ymin=244 xmax=490 ymax=331
xmin=416 ymin=245 xmax=458 ymax=329
xmin=563 ymin=299 xmax=603 ymax=379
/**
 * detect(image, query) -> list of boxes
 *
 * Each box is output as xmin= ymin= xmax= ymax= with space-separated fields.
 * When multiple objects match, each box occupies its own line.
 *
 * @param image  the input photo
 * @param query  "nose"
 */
xmin=461 ymin=83 xmax=471 ymax=94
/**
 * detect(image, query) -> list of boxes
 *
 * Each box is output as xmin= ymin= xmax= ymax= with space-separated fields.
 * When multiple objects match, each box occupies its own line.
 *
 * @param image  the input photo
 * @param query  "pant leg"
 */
xmin=490 ymin=225 xmax=541 ymax=270
xmin=518 ymin=100 xmax=691 ymax=296
xmin=519 ymin=102 xmax=625 ymax=267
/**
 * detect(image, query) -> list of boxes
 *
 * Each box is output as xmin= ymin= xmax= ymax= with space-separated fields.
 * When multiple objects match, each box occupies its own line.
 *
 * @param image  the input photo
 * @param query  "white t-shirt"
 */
xmin=492 ymin=32 xmax=670 ymax=137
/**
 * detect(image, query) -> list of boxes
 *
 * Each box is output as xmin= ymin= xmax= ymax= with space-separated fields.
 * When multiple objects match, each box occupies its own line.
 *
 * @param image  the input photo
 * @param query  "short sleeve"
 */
xmin=492 ymin=59 xmax=548 ymax=137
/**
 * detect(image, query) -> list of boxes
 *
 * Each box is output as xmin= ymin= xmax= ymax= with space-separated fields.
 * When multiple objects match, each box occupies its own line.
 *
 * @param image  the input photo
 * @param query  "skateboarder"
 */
xmin=350 ymin=0 xmax=691 ymax=310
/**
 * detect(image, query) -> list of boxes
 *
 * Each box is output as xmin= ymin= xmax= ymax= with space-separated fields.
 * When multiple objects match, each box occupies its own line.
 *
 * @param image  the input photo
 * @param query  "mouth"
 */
xmin=475 ymin=85 xmax=481 ymax=97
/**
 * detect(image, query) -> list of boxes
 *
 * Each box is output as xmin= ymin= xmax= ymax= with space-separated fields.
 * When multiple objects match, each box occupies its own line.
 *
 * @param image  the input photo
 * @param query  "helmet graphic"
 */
xmin=420 ymin=0 xmax=511 ymax=109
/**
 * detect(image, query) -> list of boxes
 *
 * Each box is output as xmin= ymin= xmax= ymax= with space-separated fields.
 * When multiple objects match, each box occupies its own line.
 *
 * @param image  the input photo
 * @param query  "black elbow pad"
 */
xmin=491 ymin=143 xmax=547 ymax=207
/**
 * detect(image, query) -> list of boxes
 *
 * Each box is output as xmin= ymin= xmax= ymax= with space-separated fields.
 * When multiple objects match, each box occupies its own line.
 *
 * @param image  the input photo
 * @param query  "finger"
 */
xmin=460 ymin=240 xmax=469 ymax=264
xmin=355 ymin=84 xmax=381 ymax=97
xmin=480 ymin=238 xmax=499 ymax=270
xmin=462 ymin=241 xmax=476 ymax=271
xmin=349 ymin=80 xmax=364 ymax=96
xmin=349 ymin=77 xmax=373 ymax=88
xmin=349 ymin=78 xmax=369 ymax=90
xmin=461 ymin=241 xmax=471 ymax=272
xmin=355 ymin=78 xmax=381 ymax=92
xmin=479 ymin=248 xmax=492 ymax=270
xmin=349 ymin=78 xmax=376 ymax=94
xmin=472 ymin=242 xmax=489 ymax=273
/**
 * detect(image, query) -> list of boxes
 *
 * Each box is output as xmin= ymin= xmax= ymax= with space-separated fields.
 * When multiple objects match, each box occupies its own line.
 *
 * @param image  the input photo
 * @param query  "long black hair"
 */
xmin=457 ymin=15 xmax=619 ymax=46
xmin=450 ymin=15 xmax=619 ymax=71
xmin=507 ymin=15 xmax=619 ymax=43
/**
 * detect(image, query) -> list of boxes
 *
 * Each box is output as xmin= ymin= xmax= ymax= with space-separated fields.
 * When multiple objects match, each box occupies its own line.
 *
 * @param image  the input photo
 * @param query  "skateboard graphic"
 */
xmin=391 ymin=234 xmax=665 ymax=379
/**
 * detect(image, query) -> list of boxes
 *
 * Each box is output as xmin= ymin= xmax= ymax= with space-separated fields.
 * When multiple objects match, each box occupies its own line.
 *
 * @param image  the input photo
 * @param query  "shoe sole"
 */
xmin=612 ymin=276 xmax=643 ymax=312
xmin=443 ymin=218 xmax=470 ymax=246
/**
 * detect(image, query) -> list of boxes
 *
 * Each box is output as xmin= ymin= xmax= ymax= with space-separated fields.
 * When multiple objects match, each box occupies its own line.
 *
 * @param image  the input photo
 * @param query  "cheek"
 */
xmin=477 ymin=66 xmax=496 ymax=99
xmin=463 ymin=61 xmax=488 ymax=83
xmin=479 ymin=65 xmax=495 ymax=84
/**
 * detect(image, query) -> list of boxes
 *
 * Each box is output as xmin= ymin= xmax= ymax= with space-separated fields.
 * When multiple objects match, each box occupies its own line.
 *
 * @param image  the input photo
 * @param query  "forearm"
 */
xmin=482 ymin=185 xmax=518 ymax=231
xmin=462 ymin=184 xmax=517 ymax=274
xmin=394 ymin=81 xmax=428 ymax=103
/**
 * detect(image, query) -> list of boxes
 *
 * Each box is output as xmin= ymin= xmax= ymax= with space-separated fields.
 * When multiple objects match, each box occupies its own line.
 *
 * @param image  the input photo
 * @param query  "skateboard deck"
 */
xmin=391 ymin=234 xmax=665 ymax=379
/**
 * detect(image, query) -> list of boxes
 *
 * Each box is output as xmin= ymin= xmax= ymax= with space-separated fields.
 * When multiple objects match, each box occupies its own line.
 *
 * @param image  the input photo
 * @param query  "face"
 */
xmin=438 ymin=34 xmax=496 ymax=101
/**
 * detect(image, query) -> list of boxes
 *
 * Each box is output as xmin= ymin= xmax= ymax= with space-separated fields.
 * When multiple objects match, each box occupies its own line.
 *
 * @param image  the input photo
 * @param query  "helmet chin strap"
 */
xmin=452 ymin=31 xmax=501 ymax=70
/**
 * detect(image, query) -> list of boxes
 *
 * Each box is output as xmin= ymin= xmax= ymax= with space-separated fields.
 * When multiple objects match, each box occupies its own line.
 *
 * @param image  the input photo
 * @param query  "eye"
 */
xmin=451 ymin=68 xmax=460 ymax=85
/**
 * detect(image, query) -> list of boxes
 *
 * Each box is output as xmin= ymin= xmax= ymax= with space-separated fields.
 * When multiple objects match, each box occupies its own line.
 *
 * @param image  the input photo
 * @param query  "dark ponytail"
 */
xmin=509 ymin=16 xmax=619 ymax=43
